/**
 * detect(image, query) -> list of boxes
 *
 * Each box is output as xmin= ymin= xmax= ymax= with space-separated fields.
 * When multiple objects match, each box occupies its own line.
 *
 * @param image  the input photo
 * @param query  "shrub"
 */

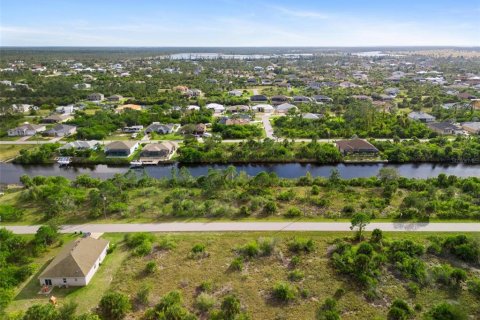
xmin=158 ymin=236 xmax=177 ymax=250
xmin=257 ymin=237 xmax=276 ymax=256
xmin=98 ymin=291 xmax=131 ymax=320
xmin=0 ymin=204 xmax=24 ymax=221
xmin=135 ymin=285 xmax=150 ymax=306
xmin=311 ymin=185 xmax=320 ymax=195
xmin=220 ymin=294 xmax=241 ymax=320
xmin=145 ymin=261 xmax=157 ymax=274
xmin=288 ymin=269 xmax=305 ymax=282
xmin=425 ymin=302 xmax=467 ymax=320
xmin=239 ymin=241 xmax=260 ymax=258
xmin=195 ymin=292 xmax=216 ymax=313
xmin=263 ymin=201 xmax=277 ymax=214
xmin=277 ymin=189 xmax=295 ymax=201
xmin=134 ymin=240 xmax=153 ymax=256
xmin=432 ymin=264 xmax=467 ymax=287
xmin=290 ymin=255 xmax=300 ymax=267
xmin=467 ymin=277 xmax=480 ymax=297
xmin=288 ymin=237 xmax=315 ymax=253
xmin=191 ymin=244 xmax=206 ymax=254
xmin=272 ymin=282 xmax=297 ymax=303
xmin=406 ymin=282 xmax=419 ymax=296
xmin=316 ymin=297 xmax=340 ymax=320
xmin=229 ymin=257 xmax=244 ymax=271
xmin=125 ymin=233 xmax=155 ymax=248
xmin=387 ymin=299 xmax=413 ymax=320
xmin=198 ymin=280 xmax=213 ymax=293
xmin=370 ymin=229 xmax=383 ymax=243
xmin=285 ymin=207 xmax=302 ymax=218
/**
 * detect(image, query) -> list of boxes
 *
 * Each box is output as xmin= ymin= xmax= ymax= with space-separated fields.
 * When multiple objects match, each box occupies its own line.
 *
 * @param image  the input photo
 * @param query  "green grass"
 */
xmin=8 ymin=232 xmax=478 ymax=319
xmin=0 ymin=144 xmax=36 ymax=161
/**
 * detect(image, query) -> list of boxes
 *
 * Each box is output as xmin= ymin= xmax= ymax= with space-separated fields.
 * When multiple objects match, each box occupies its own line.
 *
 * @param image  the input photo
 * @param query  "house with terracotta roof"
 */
xmin=38 ymin=237 xmax=109 ymax=287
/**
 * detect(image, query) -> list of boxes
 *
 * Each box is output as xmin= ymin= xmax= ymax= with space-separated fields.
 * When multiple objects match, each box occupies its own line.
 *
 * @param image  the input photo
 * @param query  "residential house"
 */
xmin=313 ymin=95 xmax=333 ymax=103
xmin=336 ymin=139 xmax=379 ymax=155
xmin=145 ymin=123 xmax=178 ymax=134
xmin=12 ymin=104 xmax=37 ymax=113
xmin=55 ymin=105 xmax=76 ymax=114
xmin=42 ymin=114 xmax=73 ymax=124
xmin=181 ymin=123 xmax=207 ymax=135
xmin=276 ymin=103 xmax=297 ymax=113
xmin=105 ymin=141 xmax=139 ymax=157
xmin=226 ymin=105 xmax=250 ymax=113
xmin=73 ymin=83 xmax=91 ymax=90
xmin=107 ymin=94 xmax=124 ymax=102
xmin=252 ymin=104 xmax=274 ymax=113
xmin=302 ymin=113 xmax=323 ymax=120
xmin=292 ymin=96 xmax=312 ymax=104
xmin=206 ymin=103 xmax=225 ymax=114
xmin=427 ymin=122 xmax=463 ymax=135
xmin=271 ymin=95 xmax=289 ymax=106
xmin=218 ymin=117 xmax=251 ymax=125
xmin=461 ymin=122 xmax=480 ymax=134
xmin=385 ymin=88 xmax=400 ymax=97
xmin=408 ymin=111 xmax=436 ymax=123
xmin=38 ymin=237 xmax=109 ymax=287
xmin=228 ymin=89 xmax=243 ymax=97
xmin=8 ymin=123 xmax=46 ymax=136
xmin=122 ymin=125 xmax=144 ymax=133
xmin=43 ymin=124 xmax=77 ymax=137
xmin=140 ymin=142 xmax=177 ymax=158
xmin=457 ymin=92 xmax=477 ymax=100
xmin=87 ymin=93 xmax=104 ymax=101
xmin=59 ymin=141 xmax=98 ymax=151
xmin=250 ymin=95 xmax=268 ymax=103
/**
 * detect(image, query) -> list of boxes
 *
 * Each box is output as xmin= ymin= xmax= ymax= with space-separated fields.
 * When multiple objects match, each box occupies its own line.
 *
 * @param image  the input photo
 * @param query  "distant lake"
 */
xmin=1 ymin=163 xmax=479 ymax=184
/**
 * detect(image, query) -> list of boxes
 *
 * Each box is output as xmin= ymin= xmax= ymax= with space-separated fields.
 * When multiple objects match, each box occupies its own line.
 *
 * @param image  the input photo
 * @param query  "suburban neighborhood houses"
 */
xmin=1 ymin=38 xmax=480 ymax=320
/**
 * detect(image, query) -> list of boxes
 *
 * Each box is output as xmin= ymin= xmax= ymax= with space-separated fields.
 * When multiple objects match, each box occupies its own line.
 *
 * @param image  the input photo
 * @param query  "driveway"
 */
xmin=4 ymin=222 xmax=480 ymax=234
xmin=262 ymin=114 xmax=275 ymax=139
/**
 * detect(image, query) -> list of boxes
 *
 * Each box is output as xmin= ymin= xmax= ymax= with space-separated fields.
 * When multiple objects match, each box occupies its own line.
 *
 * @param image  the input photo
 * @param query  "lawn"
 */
xmin=6 ymin=232 xmax=479 ymax=319
xmin=0 ymin=144 xmax=36 ymax=161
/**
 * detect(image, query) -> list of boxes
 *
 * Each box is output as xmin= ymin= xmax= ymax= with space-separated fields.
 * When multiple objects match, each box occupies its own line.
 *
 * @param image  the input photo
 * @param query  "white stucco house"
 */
xmin=8 ymin=123 xmax=46 ymax=136
xmin=38 ymin=237 xmax=109 ymax=287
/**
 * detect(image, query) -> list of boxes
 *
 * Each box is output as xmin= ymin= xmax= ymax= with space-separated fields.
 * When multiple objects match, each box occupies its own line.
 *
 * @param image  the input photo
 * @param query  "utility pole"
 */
xmin=103 ymin=196 xmax=107 ymax=220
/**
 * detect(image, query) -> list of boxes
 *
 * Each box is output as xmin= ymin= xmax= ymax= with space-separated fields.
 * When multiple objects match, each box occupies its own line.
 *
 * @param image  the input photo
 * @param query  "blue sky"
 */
xmin=0 ymin=0 xmax=479 ymax=46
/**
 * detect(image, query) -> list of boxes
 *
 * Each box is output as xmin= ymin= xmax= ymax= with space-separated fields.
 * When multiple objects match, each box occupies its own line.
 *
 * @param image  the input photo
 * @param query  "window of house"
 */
xmin=63 ymin=278 xmax=67 ymax=283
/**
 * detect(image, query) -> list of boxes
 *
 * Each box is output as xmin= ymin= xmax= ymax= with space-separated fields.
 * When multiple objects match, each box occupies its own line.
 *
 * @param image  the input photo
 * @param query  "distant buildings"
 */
xmin=408 ymin=111 xmax=436 ymax=123
xmin=8 ymin=123 xmax=46 ymax=136
xmin=87 ymin=93 xmax=104 ymax=101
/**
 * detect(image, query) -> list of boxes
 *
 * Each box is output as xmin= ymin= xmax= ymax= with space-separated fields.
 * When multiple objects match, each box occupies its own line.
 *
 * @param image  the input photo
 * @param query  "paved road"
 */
xmin=3 ymin=222 xmax=480 ymax=234
xmin=262 ymin=114 xmax=275 ymax=139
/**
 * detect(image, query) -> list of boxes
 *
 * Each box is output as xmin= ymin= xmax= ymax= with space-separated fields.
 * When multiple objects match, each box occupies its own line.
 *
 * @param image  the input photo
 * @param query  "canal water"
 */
xmin=0 ymin=163 xmax=479 ymax=184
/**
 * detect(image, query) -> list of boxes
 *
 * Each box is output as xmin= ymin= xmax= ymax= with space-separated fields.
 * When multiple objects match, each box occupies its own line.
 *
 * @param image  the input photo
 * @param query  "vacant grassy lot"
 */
xmin=0 ymin=144 xmax=36 ymax=161
xmin=7 ymin=232 xmax=479 ymax=319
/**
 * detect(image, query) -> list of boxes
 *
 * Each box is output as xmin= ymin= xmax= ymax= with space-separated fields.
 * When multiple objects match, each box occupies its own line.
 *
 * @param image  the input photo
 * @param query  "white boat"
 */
xmin=130 ymin=160 xmax=143 ymax=168
xmin=57 ymin=157 xmax=71 ymax=165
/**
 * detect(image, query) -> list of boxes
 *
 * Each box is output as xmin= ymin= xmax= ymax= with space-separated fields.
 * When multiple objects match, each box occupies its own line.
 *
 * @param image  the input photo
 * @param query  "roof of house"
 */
xmin=59 ymin=141 xmax=98 ymax=150
xmin=10 ymin=123 xmax=45 ymax=131
xmin=43 ymin=114 xmax=71 ymax=121
xmin=427 ymin=122 xmax=462 ymax=131
xmin=105 ymin=141 xmax=138 ymax=150
xmin=461 ymin=122 xmax=480 ymax=131
xmin=39 ymin=237 xmax=109 ymax=278
xmin=336 ymin=138 xmax=379 ymax=152
xmin=408 ymin=111 xmax=436 ymax=120
xmin=142 ymin=142 xmax=177 ymax=152
xmin=276 ymin=103 xmax=297 ymax=110
xmin=250 ymin=94 xmax=268 ymax=101
xmin=45 ymin=124 xmax=76 ymax=133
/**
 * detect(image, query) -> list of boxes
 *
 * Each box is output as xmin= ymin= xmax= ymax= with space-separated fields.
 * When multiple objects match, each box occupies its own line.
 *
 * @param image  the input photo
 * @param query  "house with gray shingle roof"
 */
xmin=38 ymin=237 xmax=109 ymax=287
